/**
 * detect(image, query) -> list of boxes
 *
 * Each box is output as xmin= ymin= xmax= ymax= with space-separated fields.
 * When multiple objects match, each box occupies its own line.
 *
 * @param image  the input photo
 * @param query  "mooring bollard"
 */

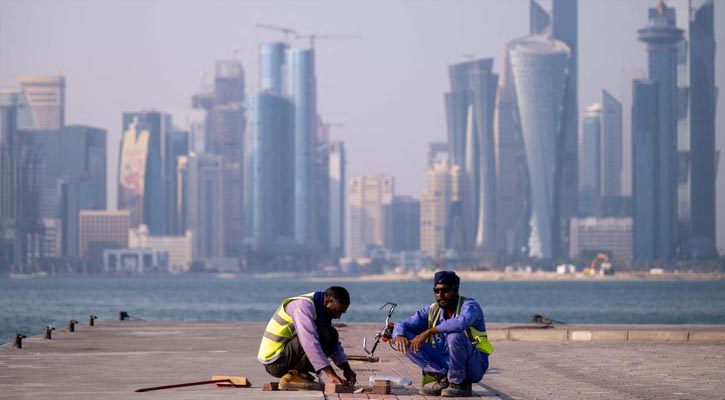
xmin=44 ymin=326 xmax=55 ymax=340
xmin=13 ymin=333 xmax=26 ymax=349
xmin=89 ymin=315 xmax=97 ymax=326
xmin=119 ymin=311 xmax=129 ymax=321
xmin=68 ymin=320 xmax=78 ymax=332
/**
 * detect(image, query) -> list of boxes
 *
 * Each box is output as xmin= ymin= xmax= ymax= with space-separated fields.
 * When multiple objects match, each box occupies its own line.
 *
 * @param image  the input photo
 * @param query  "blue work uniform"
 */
xmin=392 ymin=296 xmax=489 ymax=384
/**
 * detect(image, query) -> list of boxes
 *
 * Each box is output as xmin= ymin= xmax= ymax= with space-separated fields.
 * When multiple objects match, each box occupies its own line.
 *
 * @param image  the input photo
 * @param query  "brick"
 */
xmin=262 ymin=382 xmax=278 ymax=391
xmin=372 ymin=382 xmax=391 ymax=394
xmin=325 ymin=383 xmax=354 ymax=393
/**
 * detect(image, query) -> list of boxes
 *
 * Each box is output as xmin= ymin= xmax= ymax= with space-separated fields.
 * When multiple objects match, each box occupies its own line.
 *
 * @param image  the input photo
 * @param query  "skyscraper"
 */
xmin=251 ymin=92 xmax=295 ymax=252
xmin=580 ymin=103 xmax=602 ymax=217
xmin=346 ymin=175 xmax=394 ymax=258
xmin=551 ymin=0 xmax=579 ymax=258
xmin=495 ymin=44 xmax=530 ymax=259
xmin=118 ymin=111 xmax=169 ymax=235
xmin=178 ymin=153 xmax=224 ymax=259
xmin=635 ymin=0 xmax=683 ymax=260
xmin=530 ymin=0 xmax=551 ymax=35
xmin=192 ymin=60 xmax=246 ymax=256
xmin=620 ymin=69 xmax=645 ymax=196
xmin=165 ymin=129 xmax=189 ymax=235
xmin=420 ymin=164 xmax=451 ymax=254
xmin=19 ymin=75 xmax=65 ymax=130
xmin=509 ymin=34 xmax=570 ymax=259
xmin=328 ymin=140 xmax=346 ymax=260
xmin=684 ymin=0 xmax=717 ymax=247
xmin=1 ymin=90 xmax=37 ymax=272
xmin=287 ymin=48 xmax=317 ymax=247
xmin=632 ymin=79 xmax=659 ymax=260
xmin=390 ymin=196 xmax=421 ymax=252
xmin=601 ymin=90 xmax=623 ymax=198
xmin=444 ymin=58 xmax=498 ymax=258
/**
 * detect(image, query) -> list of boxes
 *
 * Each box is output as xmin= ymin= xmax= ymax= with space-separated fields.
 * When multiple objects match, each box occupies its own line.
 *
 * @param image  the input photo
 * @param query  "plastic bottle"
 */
xmin=368 ymin=375 xmax=413 ymax=388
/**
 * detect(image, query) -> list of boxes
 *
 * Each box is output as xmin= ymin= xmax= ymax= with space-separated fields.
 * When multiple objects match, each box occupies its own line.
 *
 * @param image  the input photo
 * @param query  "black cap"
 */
xmin=434 ymin=271 xmax=460 ymax=288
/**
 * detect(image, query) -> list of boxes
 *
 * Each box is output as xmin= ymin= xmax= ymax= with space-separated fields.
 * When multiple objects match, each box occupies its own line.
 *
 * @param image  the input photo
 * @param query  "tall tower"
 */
xmin=118 ymin=111 xmax=169 ymax=235
xmin=636 ymin=0 xmax=683 ymax=260
xmin=509 ymin=35 xmax=571 ymax=259
xmin=287 ymin=48 xmax=317 ymax=247
xmin=251 ymin=92 xmax=295 ymax=252
xmin=552 ymin=0 xmax=579 ymax=257
xmin=530 ymin=0 xmax=551 ymax=35
xmin=444 ymin=58 xmax=498 ymax=258
xmin=328 ymin=141 xmax=346 ymax=260
xmin=579 ymin=103 xmax=601 ymax=217
xmin=687 ymin=0 xmax=717 ymax=247
xmin=495 ymin=43 xmax=530 ymax=259
xmin=601 ymin=89 xmax=623 ymax=198
xmin=178 ymin=153 xmax=224 ymax=259
xmin=19 ymin=75 xmax=65 ymax=130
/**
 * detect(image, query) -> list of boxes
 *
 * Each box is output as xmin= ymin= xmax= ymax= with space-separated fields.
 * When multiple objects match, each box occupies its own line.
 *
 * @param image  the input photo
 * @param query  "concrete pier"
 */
xmin=1 ymin=321 xmax=724 ymax=399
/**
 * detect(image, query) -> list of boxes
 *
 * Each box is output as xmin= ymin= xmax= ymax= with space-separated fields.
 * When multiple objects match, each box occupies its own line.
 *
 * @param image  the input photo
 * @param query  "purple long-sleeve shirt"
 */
xmin=283 ymin=298 xmax=348 ymax=372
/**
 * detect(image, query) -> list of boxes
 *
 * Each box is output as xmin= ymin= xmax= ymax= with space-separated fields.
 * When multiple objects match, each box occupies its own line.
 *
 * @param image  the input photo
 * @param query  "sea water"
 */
xmin=1 ymin=276 xmax=725 ymax=344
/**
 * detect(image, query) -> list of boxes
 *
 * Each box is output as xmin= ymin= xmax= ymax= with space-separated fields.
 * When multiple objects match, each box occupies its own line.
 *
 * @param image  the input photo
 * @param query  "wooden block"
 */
xmin=263 ymin=382 xmax=279 ymax=391
xmin=212 ymin=375 xmax=251 ymax=387
xmin=324 ymin=383 xmax=354 ymax=393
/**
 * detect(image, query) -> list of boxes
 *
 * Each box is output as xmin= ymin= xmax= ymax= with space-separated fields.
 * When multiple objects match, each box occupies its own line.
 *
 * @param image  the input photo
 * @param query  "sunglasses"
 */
xmin=433 ymin=286 xmax=455 ymax=294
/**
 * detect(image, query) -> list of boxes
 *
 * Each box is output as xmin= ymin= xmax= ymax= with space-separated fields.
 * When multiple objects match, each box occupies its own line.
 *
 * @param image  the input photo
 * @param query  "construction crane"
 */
xmin=256 ymin=23 xmax=297 ymax=42
xmin=583 ymin=253 xmax=613 ymax=276
xmin=295 ymin=33 xmax=362 ymax=50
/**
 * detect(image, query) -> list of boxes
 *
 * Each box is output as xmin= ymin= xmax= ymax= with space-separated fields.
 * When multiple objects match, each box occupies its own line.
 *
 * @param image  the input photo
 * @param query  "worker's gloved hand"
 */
xmin=343 ymin=367 xmax=357 ymax=386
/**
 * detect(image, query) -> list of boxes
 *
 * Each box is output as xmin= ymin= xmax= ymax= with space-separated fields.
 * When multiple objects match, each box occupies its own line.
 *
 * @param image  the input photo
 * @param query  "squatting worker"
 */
xmin=393 ymin=271 xmax=492 ymax=397
xmin=257 ymin=286 xmax=357 ymax=391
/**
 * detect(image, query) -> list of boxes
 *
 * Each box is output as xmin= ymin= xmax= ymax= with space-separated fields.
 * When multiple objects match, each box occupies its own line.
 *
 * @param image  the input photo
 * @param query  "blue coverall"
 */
xmin=392 ymin=297 xmax=489 ymax=384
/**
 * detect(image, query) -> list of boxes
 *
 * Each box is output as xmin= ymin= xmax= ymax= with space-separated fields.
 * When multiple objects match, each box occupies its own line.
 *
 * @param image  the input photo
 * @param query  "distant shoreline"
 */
xmin=303 ymin=270 xmax=725 ymax=283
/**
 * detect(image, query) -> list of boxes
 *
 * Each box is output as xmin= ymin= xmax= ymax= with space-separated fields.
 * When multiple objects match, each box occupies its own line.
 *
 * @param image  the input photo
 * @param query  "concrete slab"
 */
xmin=2 ymin=321 xmax=725 ymax=399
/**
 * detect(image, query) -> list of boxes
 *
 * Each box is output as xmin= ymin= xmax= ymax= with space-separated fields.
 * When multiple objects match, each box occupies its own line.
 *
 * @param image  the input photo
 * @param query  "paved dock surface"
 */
xmin=1 ymin=321 xmax=725 ymax=399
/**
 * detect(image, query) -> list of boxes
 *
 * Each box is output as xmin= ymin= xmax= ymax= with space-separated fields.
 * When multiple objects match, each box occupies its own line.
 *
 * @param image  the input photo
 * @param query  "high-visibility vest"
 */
xmin=427 ymin=296 xmax=494 ymax=355
xmin=257 ymin=292 xmax=316 ymax=362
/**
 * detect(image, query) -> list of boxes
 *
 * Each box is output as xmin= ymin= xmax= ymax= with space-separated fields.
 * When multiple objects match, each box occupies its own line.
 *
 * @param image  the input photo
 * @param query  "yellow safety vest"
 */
xmin=257 ymin=292 xmax=316 ymax=362
xmin=427 ymin=296 xmax=494 ymax=355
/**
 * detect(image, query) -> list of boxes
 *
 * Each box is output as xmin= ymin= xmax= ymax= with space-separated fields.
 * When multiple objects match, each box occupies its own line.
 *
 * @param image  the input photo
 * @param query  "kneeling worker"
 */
xmin=394 ymin=271 xmax=492 ymax=397
xmin=257 ymin=286 xmax=357 ymax=390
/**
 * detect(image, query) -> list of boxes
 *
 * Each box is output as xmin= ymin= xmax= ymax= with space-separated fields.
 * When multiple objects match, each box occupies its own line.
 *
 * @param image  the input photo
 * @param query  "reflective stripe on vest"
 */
xmin=257 ymin=292 xmax=316 ymax=362
xmin=427 ymin=296 xmax=494 ymax=355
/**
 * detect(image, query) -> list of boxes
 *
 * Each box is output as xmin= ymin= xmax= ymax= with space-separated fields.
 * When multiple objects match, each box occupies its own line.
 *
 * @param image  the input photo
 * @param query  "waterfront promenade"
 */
xmin=1 ymin=321 xmax=725 ymax=399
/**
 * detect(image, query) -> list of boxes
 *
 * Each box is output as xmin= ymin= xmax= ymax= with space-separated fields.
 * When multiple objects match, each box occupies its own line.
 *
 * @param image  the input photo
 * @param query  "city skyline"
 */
xmin=1 ymin=0 xmax=724 ymax=250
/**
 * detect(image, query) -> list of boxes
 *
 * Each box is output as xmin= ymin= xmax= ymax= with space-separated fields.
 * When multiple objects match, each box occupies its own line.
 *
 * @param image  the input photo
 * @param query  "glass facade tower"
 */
xmin=509 ymin=35 xmax=570 ymax=259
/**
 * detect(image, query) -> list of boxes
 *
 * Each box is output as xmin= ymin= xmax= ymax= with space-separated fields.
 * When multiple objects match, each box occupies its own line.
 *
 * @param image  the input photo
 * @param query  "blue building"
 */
xmin=635 ymin=1 xmax=683 ymax=261
xmin=251 ymin=92 xmax=294 ymax=251
xmin=632 ymin=79 xmax=659 ymax=261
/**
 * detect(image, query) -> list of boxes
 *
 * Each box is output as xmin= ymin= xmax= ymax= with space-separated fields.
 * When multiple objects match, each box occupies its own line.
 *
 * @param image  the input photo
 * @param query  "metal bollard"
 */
xmin=68 ymin=320 xmax=78 ymax=332
xmin=44 ymin=326 xmax=55 ymax=340
xmin=119 ymin=311 xmax=129 ymax=321
xmin=13 ymin=333 xmax=26 ymax=349
xmin=89 ymin=315 xmax=97 ymax=326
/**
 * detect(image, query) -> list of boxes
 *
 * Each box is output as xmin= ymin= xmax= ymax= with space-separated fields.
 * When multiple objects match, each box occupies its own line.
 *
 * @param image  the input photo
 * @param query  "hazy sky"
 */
xmin=1 ymin=0 xmax=723 ymax=250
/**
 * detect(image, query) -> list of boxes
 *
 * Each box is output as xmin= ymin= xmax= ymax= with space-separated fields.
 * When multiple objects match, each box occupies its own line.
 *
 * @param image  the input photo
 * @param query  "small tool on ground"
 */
xmin=135 ymin=375 xmax=251 ymax=392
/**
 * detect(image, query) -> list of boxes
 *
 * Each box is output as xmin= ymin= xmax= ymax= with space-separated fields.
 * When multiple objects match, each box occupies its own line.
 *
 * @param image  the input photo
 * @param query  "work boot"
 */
xmin=441 ymin=381 xmax=473 ymax=397
xmin=279 ymin=369 xmax=323 ymax=391
xmin=418 ymin=374 xmax=449 ymax=396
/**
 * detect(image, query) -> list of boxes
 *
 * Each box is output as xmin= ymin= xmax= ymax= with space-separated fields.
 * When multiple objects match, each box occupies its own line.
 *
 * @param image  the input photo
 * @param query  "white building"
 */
xmin=570 ymin=217 xmax=633 ymax=261
xmin=128 ymin=224 xmax=193 ymax=273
